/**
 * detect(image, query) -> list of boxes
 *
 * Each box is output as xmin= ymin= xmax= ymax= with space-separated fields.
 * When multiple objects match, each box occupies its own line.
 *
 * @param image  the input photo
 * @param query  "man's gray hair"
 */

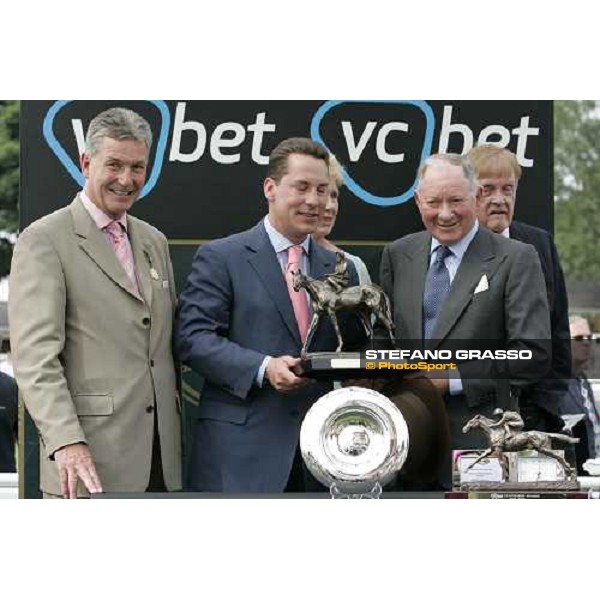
xmin=85 ymin=107 xmax=153 ymax=156
xmin=416 ymin=153 xmax=477 ymax=194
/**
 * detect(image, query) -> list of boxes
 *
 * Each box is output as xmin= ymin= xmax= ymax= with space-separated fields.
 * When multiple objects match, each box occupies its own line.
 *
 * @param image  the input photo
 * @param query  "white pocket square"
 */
xmin=474 ymin=274 xmax=489 ymax=295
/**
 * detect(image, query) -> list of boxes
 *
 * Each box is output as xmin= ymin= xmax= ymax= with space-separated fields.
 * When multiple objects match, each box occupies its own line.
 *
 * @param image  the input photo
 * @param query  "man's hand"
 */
xmin=265 ymin=356 xmax=310 ymax=393
xmin=54 ymin=443 xmax=103 ymax=499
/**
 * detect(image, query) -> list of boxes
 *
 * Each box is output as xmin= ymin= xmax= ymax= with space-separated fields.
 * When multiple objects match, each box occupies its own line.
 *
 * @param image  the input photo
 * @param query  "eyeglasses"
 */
xmin=571 ymin=334 xmax=595 ymax=341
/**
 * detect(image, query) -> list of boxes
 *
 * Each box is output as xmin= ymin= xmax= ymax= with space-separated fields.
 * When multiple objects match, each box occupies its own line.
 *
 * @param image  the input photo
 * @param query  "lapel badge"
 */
xmin=150 ymin=267 xmax=160 ymax=280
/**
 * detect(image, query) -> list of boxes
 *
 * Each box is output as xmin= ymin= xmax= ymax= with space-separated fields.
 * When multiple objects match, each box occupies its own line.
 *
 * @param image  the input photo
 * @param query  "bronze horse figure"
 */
xmin=292 ymin=269 xmax=395 ymax=356
xmin=462 ymin=413 xmax=579 ymax=476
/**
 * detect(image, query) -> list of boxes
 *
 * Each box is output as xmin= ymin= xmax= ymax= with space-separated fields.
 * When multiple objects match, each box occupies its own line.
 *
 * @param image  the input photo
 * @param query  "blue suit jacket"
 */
xmin=176 ymin=220 xmax=360 ymax=492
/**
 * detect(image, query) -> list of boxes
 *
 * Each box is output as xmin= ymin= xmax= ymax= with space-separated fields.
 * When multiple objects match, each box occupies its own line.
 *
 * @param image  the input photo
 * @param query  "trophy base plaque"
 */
xmin=453 ymin=449 xmax=580 ymax=493
xmin=299 ymin=352 xmax=393 ymax=380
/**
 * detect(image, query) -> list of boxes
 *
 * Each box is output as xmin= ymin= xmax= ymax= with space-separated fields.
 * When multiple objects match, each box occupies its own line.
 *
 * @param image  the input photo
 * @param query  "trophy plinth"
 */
xmin=299 ymin=352 xmax=396 ymax=381
xmin=450 ymin=410 xmax=582 ymax=497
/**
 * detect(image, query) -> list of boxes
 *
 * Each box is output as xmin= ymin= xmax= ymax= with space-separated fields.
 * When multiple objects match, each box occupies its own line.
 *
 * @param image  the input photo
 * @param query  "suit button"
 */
xmin=150 ymin=359 xmax=155 ymax=367
xmin=142 ymin=317 xmax=151 ymax=327
xmin=146 ymin=405 xmax=154 ymax=414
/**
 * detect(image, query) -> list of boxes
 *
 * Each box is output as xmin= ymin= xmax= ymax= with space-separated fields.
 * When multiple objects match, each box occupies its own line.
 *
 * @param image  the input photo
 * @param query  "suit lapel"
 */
xmin=70 ymin=196 xmax=143 ymax=302
xmin=128 ymin=218 xmax=153 ymax=308
xmin=308 ymin=240 xmax=334 ymax=280
xmin=403 ymin=235 xmax=430 ymax=341
xmin=246 ymin=222 xmax=300 ymax=344
xmin=430 ymin=228 xmax=496 ymax=346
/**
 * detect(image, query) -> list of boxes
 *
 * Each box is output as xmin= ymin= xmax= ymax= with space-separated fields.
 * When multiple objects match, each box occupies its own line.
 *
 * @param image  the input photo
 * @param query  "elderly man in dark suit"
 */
xmin=380 ymin=153 xmax=551 ymax=460
xmin=469 ymin=145 xmax=571 ymax=433
xmin=176 ymin=138 xmax=362 ymax=493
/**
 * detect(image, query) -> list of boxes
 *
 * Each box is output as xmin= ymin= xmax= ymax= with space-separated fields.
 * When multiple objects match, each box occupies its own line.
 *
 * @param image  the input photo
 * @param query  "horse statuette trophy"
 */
xmin=454 ymin=408 xmax=581 ymax=494
xmin=294 ymin=253 xmax=451 ymax=498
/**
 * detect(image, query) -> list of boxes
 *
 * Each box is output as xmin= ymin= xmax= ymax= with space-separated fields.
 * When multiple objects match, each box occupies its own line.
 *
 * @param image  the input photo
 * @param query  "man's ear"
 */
xmin=80 ymin=153 xmax=91 ymax=178
xmin=264 ymin=177 xmax=276 ymax=203
xmin=474 ymin=185 xmax=483 ymax=207
xmin=414 ymin=190 xmax=422 ymax=208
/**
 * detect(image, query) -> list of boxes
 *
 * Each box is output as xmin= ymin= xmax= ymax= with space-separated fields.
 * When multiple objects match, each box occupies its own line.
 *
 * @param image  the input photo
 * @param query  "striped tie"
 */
xmin=423 ymin=245 xmax=452 ymax=340
xmin=285 ymin=245 xmax=310 ymax=342
xmin=104 ymin=221 xmax=139 ymax=293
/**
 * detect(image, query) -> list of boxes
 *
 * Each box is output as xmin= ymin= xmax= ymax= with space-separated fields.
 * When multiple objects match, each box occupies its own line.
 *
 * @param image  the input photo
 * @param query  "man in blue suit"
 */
xmin=176 ymin=138 xmax=361 ymax=493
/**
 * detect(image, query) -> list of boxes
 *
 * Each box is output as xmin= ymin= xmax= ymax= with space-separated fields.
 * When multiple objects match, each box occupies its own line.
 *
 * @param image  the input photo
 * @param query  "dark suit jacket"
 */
xmin=559 ymin=375 xmax=599 ymax=469
xmin=176 ymin=220 xmax=361 ymax=492
xmin=381 ymin=226 xmax=551 ymax=448
xmin=509 ymin=221 xmax=571 ymax=431
xmin=0 ymin=372 xmax=17 ymax=473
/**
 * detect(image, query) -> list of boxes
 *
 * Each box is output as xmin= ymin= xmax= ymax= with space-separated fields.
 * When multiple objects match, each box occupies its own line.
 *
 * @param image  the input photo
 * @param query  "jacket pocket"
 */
xmin=72 ymin=394 xmax=114 ymax=416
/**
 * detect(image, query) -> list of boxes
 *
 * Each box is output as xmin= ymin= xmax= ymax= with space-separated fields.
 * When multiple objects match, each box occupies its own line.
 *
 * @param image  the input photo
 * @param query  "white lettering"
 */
xmin=169 ymin=102 xmax=207 ymax=163
xmin=210 ymin=122 xmax=246 ymax=164
xmin=342 ymin=121 xmax=377 ymax=162
xmin=512 ymin=116 xmax=539 ymax=167
xmin=247 ymin=112 xmax=276 ymax=165
xmin=376 ymin=122 xmax=409 ymax=163
xmin=477 ymin=124 xmax=511 ymax=147
xmin=438 ymin=105 xmax=474 ymax=154
xmin=72 ymin=119 xmax=86 ymax=157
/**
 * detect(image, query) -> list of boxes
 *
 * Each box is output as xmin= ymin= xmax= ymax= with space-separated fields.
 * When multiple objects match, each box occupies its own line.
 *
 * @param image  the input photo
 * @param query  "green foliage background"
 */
xmin=0 ymin=100 xmax=19 ymax=278
xmin=554 ymin=100 xmax=600 ymax=282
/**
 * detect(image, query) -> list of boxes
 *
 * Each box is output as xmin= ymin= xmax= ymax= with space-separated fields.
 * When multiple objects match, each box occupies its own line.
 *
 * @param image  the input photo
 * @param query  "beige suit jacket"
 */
xmin=9 ymin=195 xmax=181 ymax=495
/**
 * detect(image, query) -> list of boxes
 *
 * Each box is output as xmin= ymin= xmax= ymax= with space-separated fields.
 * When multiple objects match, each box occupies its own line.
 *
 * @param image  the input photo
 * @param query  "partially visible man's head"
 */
xmin=264 ymin=137 xmax=330 ymax=244
xmin=315 ymin=154 xmax=344 ymax=241
xmin=469 ymin=145 xmax=521 ymax=234
xmin=81 ymin=107 xmax=152 ymax=219
xmin=570 ymin=315 xmax=593 ymax=373
xmin=414 ymin=154 xmax=479 ymax=245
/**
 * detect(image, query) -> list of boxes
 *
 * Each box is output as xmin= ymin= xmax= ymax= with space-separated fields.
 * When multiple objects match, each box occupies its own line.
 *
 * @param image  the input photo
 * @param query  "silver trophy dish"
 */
xmin=300 ymin=386 xmax=410 ymax=497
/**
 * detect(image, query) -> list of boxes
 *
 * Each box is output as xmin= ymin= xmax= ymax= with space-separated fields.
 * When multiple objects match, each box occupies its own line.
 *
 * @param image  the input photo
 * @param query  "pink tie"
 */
xmin=285 ymin=245 xmax=310 ymax=342
xmin=104 ymin=221 xmax=139 ymax=293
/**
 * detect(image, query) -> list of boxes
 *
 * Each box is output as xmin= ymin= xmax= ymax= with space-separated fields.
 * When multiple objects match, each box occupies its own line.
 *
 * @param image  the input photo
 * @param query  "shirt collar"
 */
xmin=500 ymin=227 xmax=510 ymax=238
xmin=431 ymin=220 xmax=479 ymax=261
xmin=263 ymin=215 xmax=310 ymax=255
xmin=80 ymin=190 xmax=128 ymax=231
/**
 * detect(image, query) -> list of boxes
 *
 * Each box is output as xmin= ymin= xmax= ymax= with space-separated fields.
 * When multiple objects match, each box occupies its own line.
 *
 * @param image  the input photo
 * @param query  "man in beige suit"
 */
xmin=9 ymin=107 xmax=181 ymax=498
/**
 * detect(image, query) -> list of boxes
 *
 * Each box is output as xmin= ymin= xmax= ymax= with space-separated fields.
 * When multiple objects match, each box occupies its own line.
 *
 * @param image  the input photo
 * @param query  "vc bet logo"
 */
xmin=43 ymin=99 xmax=435 ymax=206
xmin=311 ymin=100 xmax=435 ymax=207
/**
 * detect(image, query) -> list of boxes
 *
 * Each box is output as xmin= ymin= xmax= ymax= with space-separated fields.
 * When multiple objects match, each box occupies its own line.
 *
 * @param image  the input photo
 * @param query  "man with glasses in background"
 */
xmin=559 ymin=315 xmax=600 ymax=472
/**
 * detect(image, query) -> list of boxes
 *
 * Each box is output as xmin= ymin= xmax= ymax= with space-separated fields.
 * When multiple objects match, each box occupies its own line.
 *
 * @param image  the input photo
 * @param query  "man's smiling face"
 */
xmin=81 ymin=137 xmax=149 ymax=219
xmin=264 ymin=153 xmax=330 ymax=244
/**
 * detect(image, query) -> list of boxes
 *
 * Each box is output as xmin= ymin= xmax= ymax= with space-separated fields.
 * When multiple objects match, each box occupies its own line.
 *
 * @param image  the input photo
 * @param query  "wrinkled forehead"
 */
xmin=478 ymin=173 xmax=518 ymax=187
xmin=94 ymin=136 xmax=149 ymax=160
xmin=418 ymin=163 xmax=473 ymax=195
